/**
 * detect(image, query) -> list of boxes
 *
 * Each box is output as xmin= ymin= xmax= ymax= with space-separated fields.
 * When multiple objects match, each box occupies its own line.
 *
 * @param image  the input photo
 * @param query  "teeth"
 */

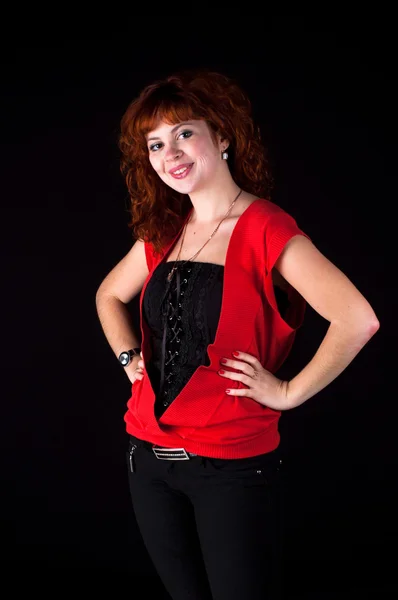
xmin=172 ymin=166 xmax=190 ymax=175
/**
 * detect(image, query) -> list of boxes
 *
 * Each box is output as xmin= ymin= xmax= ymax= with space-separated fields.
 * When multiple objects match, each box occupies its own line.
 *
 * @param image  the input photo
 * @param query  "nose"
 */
xmin=164 ymin=143 xmax=183 ymax=162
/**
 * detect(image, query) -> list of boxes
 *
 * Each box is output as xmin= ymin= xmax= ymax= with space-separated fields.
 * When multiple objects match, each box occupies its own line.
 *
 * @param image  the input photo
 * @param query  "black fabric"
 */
xmin=142 ymin=261 xmax=224 ymax=419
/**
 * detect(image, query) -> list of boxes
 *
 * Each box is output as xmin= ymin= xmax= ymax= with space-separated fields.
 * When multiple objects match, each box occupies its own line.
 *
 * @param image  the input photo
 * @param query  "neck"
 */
xmin=188 ymin=179 xmax=242 ymax=225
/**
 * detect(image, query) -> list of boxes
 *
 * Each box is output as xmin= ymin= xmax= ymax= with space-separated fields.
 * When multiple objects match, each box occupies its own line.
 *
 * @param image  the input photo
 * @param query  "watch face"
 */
xmin=119 ymin=352 xmax=130 ymax=366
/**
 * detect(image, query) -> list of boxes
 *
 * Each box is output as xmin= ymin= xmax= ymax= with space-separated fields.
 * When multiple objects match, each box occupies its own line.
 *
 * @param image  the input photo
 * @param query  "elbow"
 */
xmin=95 ymin=286 xmax=121 ymax=306
xmin=95 ymin=286 xmax=105 ymax=304
xmin=363 ymin=302 xmax=380 ymax=339
xmin=367 ymin=315 xmax=380 ymax=339
xmin=352 ymin=301 xmax=380 ymax=342
xmin=335 ymin=309 xmax=380 ymax=350
xmin=352 ymin=313 xmax=380 ymax=348
xmin=95 ymin=285 xmax=112 ymax=305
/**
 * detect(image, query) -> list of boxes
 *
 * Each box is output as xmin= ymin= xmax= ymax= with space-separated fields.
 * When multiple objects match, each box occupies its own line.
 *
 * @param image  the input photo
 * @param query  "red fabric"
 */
xmin=124 ymin=198 xmax=310 ymax=458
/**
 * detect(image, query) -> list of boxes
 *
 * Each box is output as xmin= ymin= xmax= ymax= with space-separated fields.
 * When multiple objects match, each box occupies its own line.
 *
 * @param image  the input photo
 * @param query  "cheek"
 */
xmin=149 ymin=154 xmax=162 ymax=173
xmin=194 ymin=138 xmax=219 ymax=164
xmin=197 ymin=138 xmax=215 ymax=156
xmin=196 ymin=148 xmax=218 ymax=170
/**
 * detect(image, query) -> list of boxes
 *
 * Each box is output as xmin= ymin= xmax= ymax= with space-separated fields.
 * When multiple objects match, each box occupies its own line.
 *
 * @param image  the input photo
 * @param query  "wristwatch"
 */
xmin=118 ymin=347 xmax=141 ymax=367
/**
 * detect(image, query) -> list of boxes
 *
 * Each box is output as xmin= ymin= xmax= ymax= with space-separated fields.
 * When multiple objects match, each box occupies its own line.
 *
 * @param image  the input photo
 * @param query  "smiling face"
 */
xmin=146 ymin=119 xmax=227 ymax=194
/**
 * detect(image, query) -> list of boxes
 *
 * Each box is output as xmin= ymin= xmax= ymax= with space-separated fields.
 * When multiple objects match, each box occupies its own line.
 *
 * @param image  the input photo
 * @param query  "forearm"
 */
xmin=95 ymin=292 xmax=141 ymax=362
xmin=286 ymin=319 xmax=379 ymax=408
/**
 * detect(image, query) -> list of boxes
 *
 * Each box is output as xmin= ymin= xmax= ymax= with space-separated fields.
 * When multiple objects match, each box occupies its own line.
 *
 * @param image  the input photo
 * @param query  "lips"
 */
xmin=168 ymin=163 xmax=194 ymax=179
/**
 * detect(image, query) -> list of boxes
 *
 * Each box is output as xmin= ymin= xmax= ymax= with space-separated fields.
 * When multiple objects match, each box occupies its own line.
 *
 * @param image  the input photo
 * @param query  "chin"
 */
xmin=167 ymin=178 xmax=198 ymax=195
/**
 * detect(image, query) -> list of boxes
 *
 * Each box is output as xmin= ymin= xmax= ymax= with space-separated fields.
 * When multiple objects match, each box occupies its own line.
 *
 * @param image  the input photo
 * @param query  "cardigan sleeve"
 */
xmin=264 ymin=207 xmax=311 ymax=329
xmin=265 ymin=208 xmax=310 ymax=274
xmin=144 ymin=241 xmax=155 ymax=272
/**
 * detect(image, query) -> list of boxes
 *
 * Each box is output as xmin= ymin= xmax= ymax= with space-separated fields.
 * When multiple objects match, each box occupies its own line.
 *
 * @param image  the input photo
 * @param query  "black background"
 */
xmin=2 ymin=17 xmax=395 ymax=598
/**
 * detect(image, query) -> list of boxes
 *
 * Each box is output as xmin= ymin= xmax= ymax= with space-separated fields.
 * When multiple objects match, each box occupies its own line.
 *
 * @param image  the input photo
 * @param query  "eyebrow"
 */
xmin=146 ymin=121 xmax=194 ymax=142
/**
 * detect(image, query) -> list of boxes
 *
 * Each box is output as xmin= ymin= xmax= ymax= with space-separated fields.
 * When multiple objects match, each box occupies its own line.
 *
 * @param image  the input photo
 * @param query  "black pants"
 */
xmin=126 ymin=435 xmax=284 ymax=600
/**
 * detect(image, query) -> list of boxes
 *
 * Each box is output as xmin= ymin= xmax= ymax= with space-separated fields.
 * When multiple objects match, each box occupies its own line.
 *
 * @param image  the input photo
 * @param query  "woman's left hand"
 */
xmin=219 ymin=351 xmax=292 ymax=411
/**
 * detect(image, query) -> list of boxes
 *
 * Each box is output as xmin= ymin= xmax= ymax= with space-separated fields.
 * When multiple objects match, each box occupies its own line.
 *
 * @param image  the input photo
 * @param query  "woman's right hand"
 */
xmin=125 ymin=352 xmax=145 ymax=385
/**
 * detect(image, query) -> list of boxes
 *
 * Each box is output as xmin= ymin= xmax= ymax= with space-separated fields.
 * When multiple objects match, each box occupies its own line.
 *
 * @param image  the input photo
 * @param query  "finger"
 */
xmin=219 ymin=369 xmax=241 ymax=381
xmin=221 ymin=359 xmax=252 ymax=374
xmin=232 ymin=351 xmax=260 ymax=367
xmin=225 ymin=388 xmax=248 ymax=396
xmin=221 ymin=358 xmax=241 ymax=368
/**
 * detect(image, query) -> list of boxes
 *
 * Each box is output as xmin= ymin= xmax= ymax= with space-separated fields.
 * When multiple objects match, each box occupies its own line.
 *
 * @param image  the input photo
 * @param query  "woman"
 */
xmin=95 ymin=70 xmax=379 ymax=600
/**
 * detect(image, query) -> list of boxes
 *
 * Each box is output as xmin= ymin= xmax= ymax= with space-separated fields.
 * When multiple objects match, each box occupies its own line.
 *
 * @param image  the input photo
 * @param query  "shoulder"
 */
xmin=249 ymin=198 xmax=292 ymax=219
xmin=245 ymin=198 xmax=303 ymax=234
xmin=243 ymin=199 xmax=310 ymax=271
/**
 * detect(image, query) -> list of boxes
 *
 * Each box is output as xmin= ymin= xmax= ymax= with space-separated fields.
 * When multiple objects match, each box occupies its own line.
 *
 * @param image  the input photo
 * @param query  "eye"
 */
xmin=177 ymin=130 xmax=193 ymax=140
xmin=149 ymin=142 xmax=163 ymax=152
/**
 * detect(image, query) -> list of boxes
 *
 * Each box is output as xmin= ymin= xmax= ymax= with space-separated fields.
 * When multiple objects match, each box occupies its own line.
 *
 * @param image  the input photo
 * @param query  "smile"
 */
xmin=169 ymin=163 xmax=194 ymax=179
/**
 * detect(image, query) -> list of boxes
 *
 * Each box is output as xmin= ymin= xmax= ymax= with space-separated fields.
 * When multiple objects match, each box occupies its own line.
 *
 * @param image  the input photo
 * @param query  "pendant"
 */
xmin=167 ymin=269 xmax=174 ymax=283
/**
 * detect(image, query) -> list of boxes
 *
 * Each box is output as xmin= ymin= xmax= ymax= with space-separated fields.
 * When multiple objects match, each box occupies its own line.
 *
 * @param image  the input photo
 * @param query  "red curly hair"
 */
xmin=119 ymin=69 xmax=273 ymax=256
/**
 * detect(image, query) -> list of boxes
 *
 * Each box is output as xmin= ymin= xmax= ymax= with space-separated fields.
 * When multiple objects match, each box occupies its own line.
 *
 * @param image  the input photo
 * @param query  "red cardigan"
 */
xmin=124 ymin=198 xmax=310 ymax=458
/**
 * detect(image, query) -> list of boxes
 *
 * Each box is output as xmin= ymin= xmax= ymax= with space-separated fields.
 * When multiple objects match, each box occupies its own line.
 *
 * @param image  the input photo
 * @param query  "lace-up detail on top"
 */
xmin=142 ymin=261 xmax=224 ymax=419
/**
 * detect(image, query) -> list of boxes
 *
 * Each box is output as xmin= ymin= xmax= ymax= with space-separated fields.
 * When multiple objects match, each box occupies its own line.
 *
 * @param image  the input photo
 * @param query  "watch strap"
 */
xmin=129 ymin=347 xmax=141 ymax=357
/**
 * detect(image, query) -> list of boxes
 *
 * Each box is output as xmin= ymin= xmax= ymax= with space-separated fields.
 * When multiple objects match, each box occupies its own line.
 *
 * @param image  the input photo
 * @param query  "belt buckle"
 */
xmin=152 ymin=446 xmax=190 ymax=460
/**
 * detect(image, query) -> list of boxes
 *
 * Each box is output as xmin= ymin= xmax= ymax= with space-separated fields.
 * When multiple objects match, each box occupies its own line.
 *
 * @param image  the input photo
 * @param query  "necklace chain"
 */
xmin=166 ymin=189 xmax=243 ymax=283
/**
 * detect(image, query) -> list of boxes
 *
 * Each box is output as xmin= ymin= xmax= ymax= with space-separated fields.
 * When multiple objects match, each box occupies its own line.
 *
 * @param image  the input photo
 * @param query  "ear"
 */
xmin=218 ymin=134 xmax=229 ymax=153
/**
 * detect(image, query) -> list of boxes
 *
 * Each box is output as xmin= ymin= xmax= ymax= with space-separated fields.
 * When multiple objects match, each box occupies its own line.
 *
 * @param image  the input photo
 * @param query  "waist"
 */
xmin=129 ymin=434 xmax=199 ymax=458
xmin=128 ymin=430 xmax=280 ymax=461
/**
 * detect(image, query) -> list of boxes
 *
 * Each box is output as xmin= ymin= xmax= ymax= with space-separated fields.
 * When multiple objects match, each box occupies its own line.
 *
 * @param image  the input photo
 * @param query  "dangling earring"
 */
xmin=222 ymin=151 xmax=228 ymax=160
